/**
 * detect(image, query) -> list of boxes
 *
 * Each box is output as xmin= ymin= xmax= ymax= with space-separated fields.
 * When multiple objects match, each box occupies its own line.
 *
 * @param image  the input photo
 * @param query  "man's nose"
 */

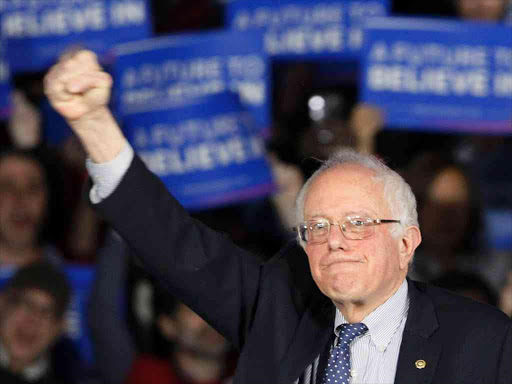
xmin=327 ymin=223 xmax=350 ymax=251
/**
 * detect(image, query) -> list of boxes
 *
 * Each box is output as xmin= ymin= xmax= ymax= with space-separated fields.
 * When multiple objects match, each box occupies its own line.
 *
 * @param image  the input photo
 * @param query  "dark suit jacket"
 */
xmin=95 ymin=155 xmax=512 ymax=384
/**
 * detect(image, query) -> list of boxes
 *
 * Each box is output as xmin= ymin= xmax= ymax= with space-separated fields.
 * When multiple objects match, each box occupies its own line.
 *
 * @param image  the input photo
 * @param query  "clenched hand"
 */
xmin=44 ymin=50 xmax=126 ymax=163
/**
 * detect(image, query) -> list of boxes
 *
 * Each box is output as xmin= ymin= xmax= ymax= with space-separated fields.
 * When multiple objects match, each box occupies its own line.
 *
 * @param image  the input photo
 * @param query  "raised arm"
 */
xmin=43 ymin=50 xmax=264 ymax=351
xmin=44 ymin=50 xmax=126 ymax=163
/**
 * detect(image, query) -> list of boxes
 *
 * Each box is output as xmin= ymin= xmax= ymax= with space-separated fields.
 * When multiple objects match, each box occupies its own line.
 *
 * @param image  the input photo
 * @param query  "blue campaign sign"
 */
xmin=122 ymin=92 xmax=275 ymax=210
xmin=226 ymin=0 xmax=389 ymax=60
xmin=0 ymin=41 xmax=10 ymax=119
xmin=1 ymin=0 xmax=152 ymax=73
xmin=64 ymin=264 xmax=96 ymax=365
xmin=361 ymin=18 xmax=512 ymax=133
xmin=111 ymin=29 xmax=271 ymax=132
xmin=485 ymin=209 xmax=512 ymax=250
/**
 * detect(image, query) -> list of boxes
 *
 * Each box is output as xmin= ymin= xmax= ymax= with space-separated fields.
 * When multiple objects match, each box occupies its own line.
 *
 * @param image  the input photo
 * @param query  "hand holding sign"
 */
xmin=44 ymin=50 xmax=126 ymax=163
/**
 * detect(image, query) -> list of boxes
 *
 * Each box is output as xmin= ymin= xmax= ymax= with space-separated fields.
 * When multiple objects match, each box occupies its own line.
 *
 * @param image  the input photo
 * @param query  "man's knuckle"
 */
xmin=78 ymin=50 xmax=98 ymax=64
xmin=102 ymin=72 xmax=113 ymax=84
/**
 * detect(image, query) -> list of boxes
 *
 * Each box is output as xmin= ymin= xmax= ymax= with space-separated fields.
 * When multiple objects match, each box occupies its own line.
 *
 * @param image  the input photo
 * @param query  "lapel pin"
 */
xmin=415 ymin=360 xmax=427 ymax=369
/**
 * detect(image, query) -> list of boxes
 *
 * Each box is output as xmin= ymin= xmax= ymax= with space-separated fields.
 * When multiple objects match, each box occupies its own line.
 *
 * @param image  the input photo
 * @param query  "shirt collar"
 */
xmin=334 ymin=279 xmax=409 ymax=352
xmin=0 ymin=342 xmax=49 ymax=381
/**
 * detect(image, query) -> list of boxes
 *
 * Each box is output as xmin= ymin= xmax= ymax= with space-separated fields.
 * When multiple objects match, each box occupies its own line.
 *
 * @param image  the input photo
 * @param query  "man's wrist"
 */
xmin=87 ymin=143 xmax=134 ymax=203
xmin=69 ymin=108 xmax=127 ymax=163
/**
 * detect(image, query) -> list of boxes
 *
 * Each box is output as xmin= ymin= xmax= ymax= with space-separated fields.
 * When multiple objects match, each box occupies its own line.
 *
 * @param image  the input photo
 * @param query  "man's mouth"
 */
xmin=321 ymin=256 xmax=363 ymax=268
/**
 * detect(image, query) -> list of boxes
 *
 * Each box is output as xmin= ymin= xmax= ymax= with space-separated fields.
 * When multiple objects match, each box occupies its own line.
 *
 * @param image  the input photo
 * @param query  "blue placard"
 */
xmin=361 ymin=18 xmax=512 ymax=133
xmin=0 ymin=263 xmax=96 ymax=365
xmin=0 ymin=41 xmax=10 ymax=119
xmin=112 ymin=29 xmax=270 ymax=132
xmin=484 ymin=209 xmax=512 ymax=251
xmin=121 ymin=91 xmax=275 ymax=210
xmin=226 ymin=0 xmax=389 ymax=60
xmin=1 ymin=0 xmax=152 ymax=73
xmin=64 ymin=264 xmax=95 ymax=365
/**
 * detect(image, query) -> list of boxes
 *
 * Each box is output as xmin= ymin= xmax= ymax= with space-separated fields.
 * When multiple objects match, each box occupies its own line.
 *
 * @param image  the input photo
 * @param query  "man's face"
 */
xmin=304 ymin=165 xmax=409 ymax=309
xmin=457 ymin=0 xmax=506 ymax=21
xmin=0 ymin=289 xmax=63 ymax=367
xmin=0 ymin=156 xmax=48 ymax=250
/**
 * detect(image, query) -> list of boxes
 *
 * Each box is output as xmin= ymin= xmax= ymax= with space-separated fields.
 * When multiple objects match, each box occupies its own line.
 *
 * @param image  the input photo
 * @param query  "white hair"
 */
xmin=295 ymin=148 xmax=419 ymax=245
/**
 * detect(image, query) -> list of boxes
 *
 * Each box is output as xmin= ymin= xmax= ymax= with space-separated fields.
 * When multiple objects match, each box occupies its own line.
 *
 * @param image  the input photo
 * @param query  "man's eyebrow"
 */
xmin=306 ymin=213 xmax=330 ymax=220
xmin=345 ymin=210 xmax=375 ymax=217
xmin=305 ymin=209 xmax=378 ymax=221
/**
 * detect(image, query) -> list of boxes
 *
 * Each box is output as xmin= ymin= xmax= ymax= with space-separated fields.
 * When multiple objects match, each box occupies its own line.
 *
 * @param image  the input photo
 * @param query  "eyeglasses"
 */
xmin=295 ymin=216 xmax=401 ymax=244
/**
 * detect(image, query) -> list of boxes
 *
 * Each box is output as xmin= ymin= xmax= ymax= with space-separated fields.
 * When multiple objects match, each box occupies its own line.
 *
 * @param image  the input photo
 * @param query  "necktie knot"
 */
xmin=336 ymin=323 xmax=368 ymax=349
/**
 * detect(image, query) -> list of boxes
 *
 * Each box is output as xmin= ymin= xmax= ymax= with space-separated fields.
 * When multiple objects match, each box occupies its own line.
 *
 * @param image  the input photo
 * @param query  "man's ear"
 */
xmin=157 ymin=314 xmax=178 ymax=341
xmin=398 ymin=226 xmax=422 ymax=270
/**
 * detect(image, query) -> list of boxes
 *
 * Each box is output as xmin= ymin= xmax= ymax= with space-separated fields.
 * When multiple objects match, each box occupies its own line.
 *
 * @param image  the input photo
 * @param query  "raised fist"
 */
xmin=44 ymin=50 xmax=113 ymax=123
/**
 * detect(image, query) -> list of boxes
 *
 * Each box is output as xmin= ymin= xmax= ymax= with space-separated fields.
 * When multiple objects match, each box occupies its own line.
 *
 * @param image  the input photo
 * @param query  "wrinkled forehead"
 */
xmin=305 ymin=164 xmax=389 ymax=218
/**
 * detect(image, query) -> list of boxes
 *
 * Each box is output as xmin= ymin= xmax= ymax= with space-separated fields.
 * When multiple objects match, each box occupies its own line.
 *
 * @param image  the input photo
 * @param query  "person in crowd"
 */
xmin=88 ymin=232 xmax=233 ymax=384
xmin=404 ymin=153 xmax=482 ymax=280
xmin=0 ymin=149 xmax=62 ymax=272
xmin=403 ymin=151 xmax=511 ymax=293
xmin=126 ymin=293 xmax=232 ymax=384
xmin=0 ymin=148 xmax=94 ymax=384
xmin=45 ymin=49 xmax=511 ymax=384
xmin=0 ymin=262 xmax=71 ymax=384
xmin=6 ymin=75 xmax=104 ymax=264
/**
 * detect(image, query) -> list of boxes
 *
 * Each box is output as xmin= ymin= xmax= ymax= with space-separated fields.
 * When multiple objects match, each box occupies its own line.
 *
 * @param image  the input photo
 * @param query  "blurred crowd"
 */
xmin=0 ymin=0 xmax=511 ymax=383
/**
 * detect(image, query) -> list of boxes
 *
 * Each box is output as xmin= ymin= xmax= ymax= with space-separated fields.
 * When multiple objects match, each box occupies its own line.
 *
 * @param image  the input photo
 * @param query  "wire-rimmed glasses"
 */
xmin=295 ymin=216 xmax=401 ymax=244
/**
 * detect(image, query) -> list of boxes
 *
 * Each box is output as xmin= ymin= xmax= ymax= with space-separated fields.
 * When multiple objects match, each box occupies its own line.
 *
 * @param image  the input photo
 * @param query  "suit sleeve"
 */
xmin=93 ymin=155 xmax=263 ymax=351
xmin=497 ymin=320 xmax=512 ymax=384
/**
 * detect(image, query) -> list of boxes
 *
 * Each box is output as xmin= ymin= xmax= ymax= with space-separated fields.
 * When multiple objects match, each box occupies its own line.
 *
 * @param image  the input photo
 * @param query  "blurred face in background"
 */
xmin=158 ymin=304 xmax=229 ymax=358
xmin=456 ymin=0 xmax=506 ymax=21
xmin=0 ymin=288 xmax=63 ymax=370
xmin=0 ymin=155 xmax=48 ymax=251
xmin=419 ymin=167 xmax=470 ymax=252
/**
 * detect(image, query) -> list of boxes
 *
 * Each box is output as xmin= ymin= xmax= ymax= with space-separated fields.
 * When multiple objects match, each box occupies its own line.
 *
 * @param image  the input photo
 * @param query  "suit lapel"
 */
xmin=395 ymin=279 xmax=441 ymax=384
xmin=277 ymin=300 xmax=333 ymax=384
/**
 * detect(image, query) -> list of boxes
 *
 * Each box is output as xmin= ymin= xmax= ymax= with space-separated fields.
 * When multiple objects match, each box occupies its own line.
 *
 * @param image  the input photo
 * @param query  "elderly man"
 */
xmin=44 ymin=50 xmax=511 ymax=384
